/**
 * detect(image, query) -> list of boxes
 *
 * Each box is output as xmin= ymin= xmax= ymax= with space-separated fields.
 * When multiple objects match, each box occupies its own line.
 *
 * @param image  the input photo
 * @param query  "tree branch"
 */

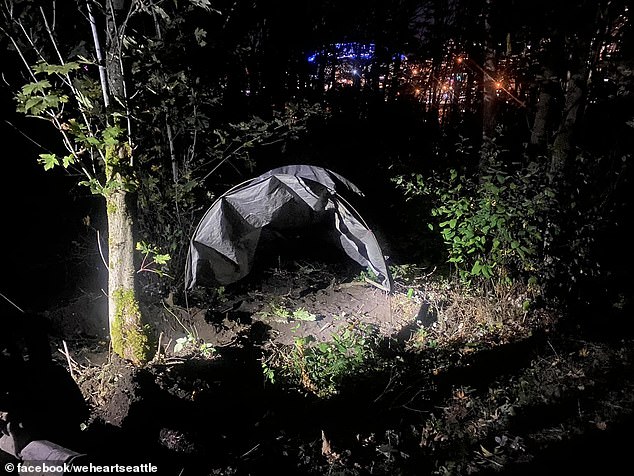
xmin=85 ymin=0 xmax=110 ymax=109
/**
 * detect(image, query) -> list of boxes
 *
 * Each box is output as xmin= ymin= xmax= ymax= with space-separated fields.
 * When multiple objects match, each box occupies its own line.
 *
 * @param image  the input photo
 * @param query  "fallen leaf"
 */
xmin=321 ymin=430 xmax=331 ymax=456
xmin=480 ymin=445 xmax=494 ymax=457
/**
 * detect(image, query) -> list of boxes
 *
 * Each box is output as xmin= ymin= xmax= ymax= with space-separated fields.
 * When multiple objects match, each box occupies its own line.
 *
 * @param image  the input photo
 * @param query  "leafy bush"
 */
xmin=394 ymin=158 xmax=555 ymax=285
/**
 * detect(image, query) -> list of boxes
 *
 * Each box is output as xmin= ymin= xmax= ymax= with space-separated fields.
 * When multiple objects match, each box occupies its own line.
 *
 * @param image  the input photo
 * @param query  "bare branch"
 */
xmin=1 ymin=26 xmax=37 ymax=82
xmin=166 ymin=114 xmax=178 ymax=183
xmin=15 ymin=17 xmax=47 ymax=64
xmin=3 ymin=119 xmax=54 ymax=153
xmin=85 ymin=0 xmax=110 ymax=109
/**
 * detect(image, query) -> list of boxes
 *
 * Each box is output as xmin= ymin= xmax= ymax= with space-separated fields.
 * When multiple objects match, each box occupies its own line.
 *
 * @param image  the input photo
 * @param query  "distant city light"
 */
xmin=303 ymin=37 xmax=542 ymax=122
xmin=308 ymin=42 xmax=376 ymax=63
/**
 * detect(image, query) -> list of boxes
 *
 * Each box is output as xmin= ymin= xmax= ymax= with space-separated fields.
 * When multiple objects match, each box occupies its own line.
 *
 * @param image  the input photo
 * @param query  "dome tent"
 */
xmin=185 ymin=165 xmax=391 ymax=291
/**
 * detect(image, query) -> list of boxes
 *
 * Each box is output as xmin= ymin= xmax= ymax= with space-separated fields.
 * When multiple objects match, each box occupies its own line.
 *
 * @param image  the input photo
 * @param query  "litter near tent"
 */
xmin=185 ymin=165 xmax=392 ymax=291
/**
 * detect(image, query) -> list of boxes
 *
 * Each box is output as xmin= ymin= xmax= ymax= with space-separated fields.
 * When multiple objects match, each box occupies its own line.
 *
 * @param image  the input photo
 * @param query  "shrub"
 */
xmin=394 ymin=157 xmax=555 ymax=286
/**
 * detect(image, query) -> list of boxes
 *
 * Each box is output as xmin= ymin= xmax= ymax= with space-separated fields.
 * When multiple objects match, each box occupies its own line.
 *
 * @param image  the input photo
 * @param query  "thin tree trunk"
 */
xmin=551 ymin=2 xmax=610 ymax=178
xmin=551 ymin=70 xmax=586 ymax=176
xmin=530 ymin=67 xmax=558 ymax=152
xmin=481 ymin=0 xmax=497 ymax=142
xmin=106 ymin=0 xmax=125 ymax=99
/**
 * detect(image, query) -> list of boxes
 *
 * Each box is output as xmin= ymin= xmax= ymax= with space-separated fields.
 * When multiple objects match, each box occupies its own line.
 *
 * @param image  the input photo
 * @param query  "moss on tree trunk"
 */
xmin=110 ymin=288 xmax=151 ymax=365
xmin=107 ymin=187 xmax=151 ymax=365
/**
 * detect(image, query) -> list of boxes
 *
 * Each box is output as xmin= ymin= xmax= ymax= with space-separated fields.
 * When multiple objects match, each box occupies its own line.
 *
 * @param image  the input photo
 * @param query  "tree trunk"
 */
xmin=100 ymin=0 xmax=150 ymax=365
xmin=481 ymin=0 xmax=497 ymax=142
xmin=551 ymin=70 xmax=586 ymax=177
xmin=551 ymin=2 xmax=610 ymax=177
xmin=106 ymin=183 xmax=151 ymax=365
xmin=106 ymin=0 xmax=126 ymax=99
xmin=529 ymin=68 xmax=558 ymax=152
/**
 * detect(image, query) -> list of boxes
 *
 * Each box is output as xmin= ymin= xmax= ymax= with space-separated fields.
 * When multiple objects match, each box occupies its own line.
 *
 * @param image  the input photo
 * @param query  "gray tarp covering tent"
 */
xmin=185 ymin=165 xmax=391 ymax=291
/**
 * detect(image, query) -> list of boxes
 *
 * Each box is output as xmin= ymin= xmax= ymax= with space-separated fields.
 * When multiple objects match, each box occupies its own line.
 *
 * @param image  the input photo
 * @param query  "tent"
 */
xmin=185 ymin=165 xmax=391 ymax=291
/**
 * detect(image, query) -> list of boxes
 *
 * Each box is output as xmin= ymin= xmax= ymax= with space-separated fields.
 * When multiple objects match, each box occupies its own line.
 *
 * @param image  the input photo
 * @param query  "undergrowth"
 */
xmin=262 ymin=322 xmax=377 ymax=398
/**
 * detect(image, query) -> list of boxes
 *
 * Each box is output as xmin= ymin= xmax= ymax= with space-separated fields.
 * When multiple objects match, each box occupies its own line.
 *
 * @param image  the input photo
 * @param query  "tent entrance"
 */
xmin=250 ymin=215 xmax=359 ymax=275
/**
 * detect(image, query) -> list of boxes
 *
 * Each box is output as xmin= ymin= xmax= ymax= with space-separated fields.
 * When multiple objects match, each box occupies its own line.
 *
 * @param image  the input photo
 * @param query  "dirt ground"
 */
xmin=48 ymin=260 xmax=422 ymax=366
xmin=31 ymin=260 xmax=634 ymax=476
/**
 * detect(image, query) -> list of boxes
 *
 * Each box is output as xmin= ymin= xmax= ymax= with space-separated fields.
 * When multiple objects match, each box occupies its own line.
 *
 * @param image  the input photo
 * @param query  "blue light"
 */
xmin=306 ymin=42 xmax=379 ymax=64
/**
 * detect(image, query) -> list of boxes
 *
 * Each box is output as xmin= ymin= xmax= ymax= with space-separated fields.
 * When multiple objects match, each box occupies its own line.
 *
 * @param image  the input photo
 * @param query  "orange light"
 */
xmin=495 ymin=81 xmax=502 ymax=89
xmin=456 ymin=57 xmax=463 ymax=64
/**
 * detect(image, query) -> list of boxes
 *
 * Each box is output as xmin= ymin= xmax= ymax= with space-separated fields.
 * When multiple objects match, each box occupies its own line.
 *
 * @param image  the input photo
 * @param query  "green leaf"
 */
xmin=292 ymin=308 xmax=317 ymax=321
xmin=35 ymin=62 xmax=81 ymax=76
xmin=194 ymin=27 xmax=207 ymax=47
xmin=24 ymin=97 xmax=43 ymax=113
xmin=77 ymin=55 xmax=95 ymax=65
xmin=480 ymin=445 xmax=494 ymax=458
xmin=38 ymin=153 xmax=59 ymax=171
xmin=102 ymin=124 xmax=124 ymax=145
xmin=62 ymin=154 xmax=75 ymax=168
xmin=471 ymin=261 xmax=482 ymax=275
xmin=41 ymin=93 xmax=65 ymax=108
xmin=76 ymin=90 xmax=94 ymax=110
xmin=153 ymin=253 xmax=171 ymax=265
xmin=22 ymin=80 xmax=51 ymax=96
xmin=32 ymin=62 xmax=49 ymax=74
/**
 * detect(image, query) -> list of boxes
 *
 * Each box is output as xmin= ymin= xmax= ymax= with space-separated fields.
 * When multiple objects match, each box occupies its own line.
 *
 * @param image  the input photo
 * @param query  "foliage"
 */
xmin=173 ymin=335 xmax=216 ymax=359
xmin=108 ymin=0 xmax=330 ymax=289
xmin=136 ymin=241 xmax=171 ymax=277
xmin=291 ymin=307 xmax=318 ymax=322
xmin=389 ymin=263 xmax=428 ymax=286
xmin=262 ymin=324 xmax=376 ymax=398
xmin=13 ymin=59 xmax=128 ymax=192
xmin=355 ymin=267 xmax=380 ymax=283
xmin=259 ymin=299 xmax=317 ymax=323
xmin=394 ymin=147 xmax=555 ymax=285
xmin=544 ymin=150 xmax=631 ymax=298
xmin=4 ymin=0 xmax=329 ymax=297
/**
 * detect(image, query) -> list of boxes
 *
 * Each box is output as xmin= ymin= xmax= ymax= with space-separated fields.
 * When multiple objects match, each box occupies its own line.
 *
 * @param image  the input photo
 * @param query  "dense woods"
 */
xmin=1 ymin=1 xmax=632 ymax=474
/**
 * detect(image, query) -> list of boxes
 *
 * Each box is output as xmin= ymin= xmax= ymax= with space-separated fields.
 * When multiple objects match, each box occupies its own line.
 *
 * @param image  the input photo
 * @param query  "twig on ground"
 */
xmin=62 ymin=340 xmax=75 ymax=380
xmin=154 ymin=331 xmax=164 ymax=361
xmin=240 ymin=443 xmax=260 ymax=459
